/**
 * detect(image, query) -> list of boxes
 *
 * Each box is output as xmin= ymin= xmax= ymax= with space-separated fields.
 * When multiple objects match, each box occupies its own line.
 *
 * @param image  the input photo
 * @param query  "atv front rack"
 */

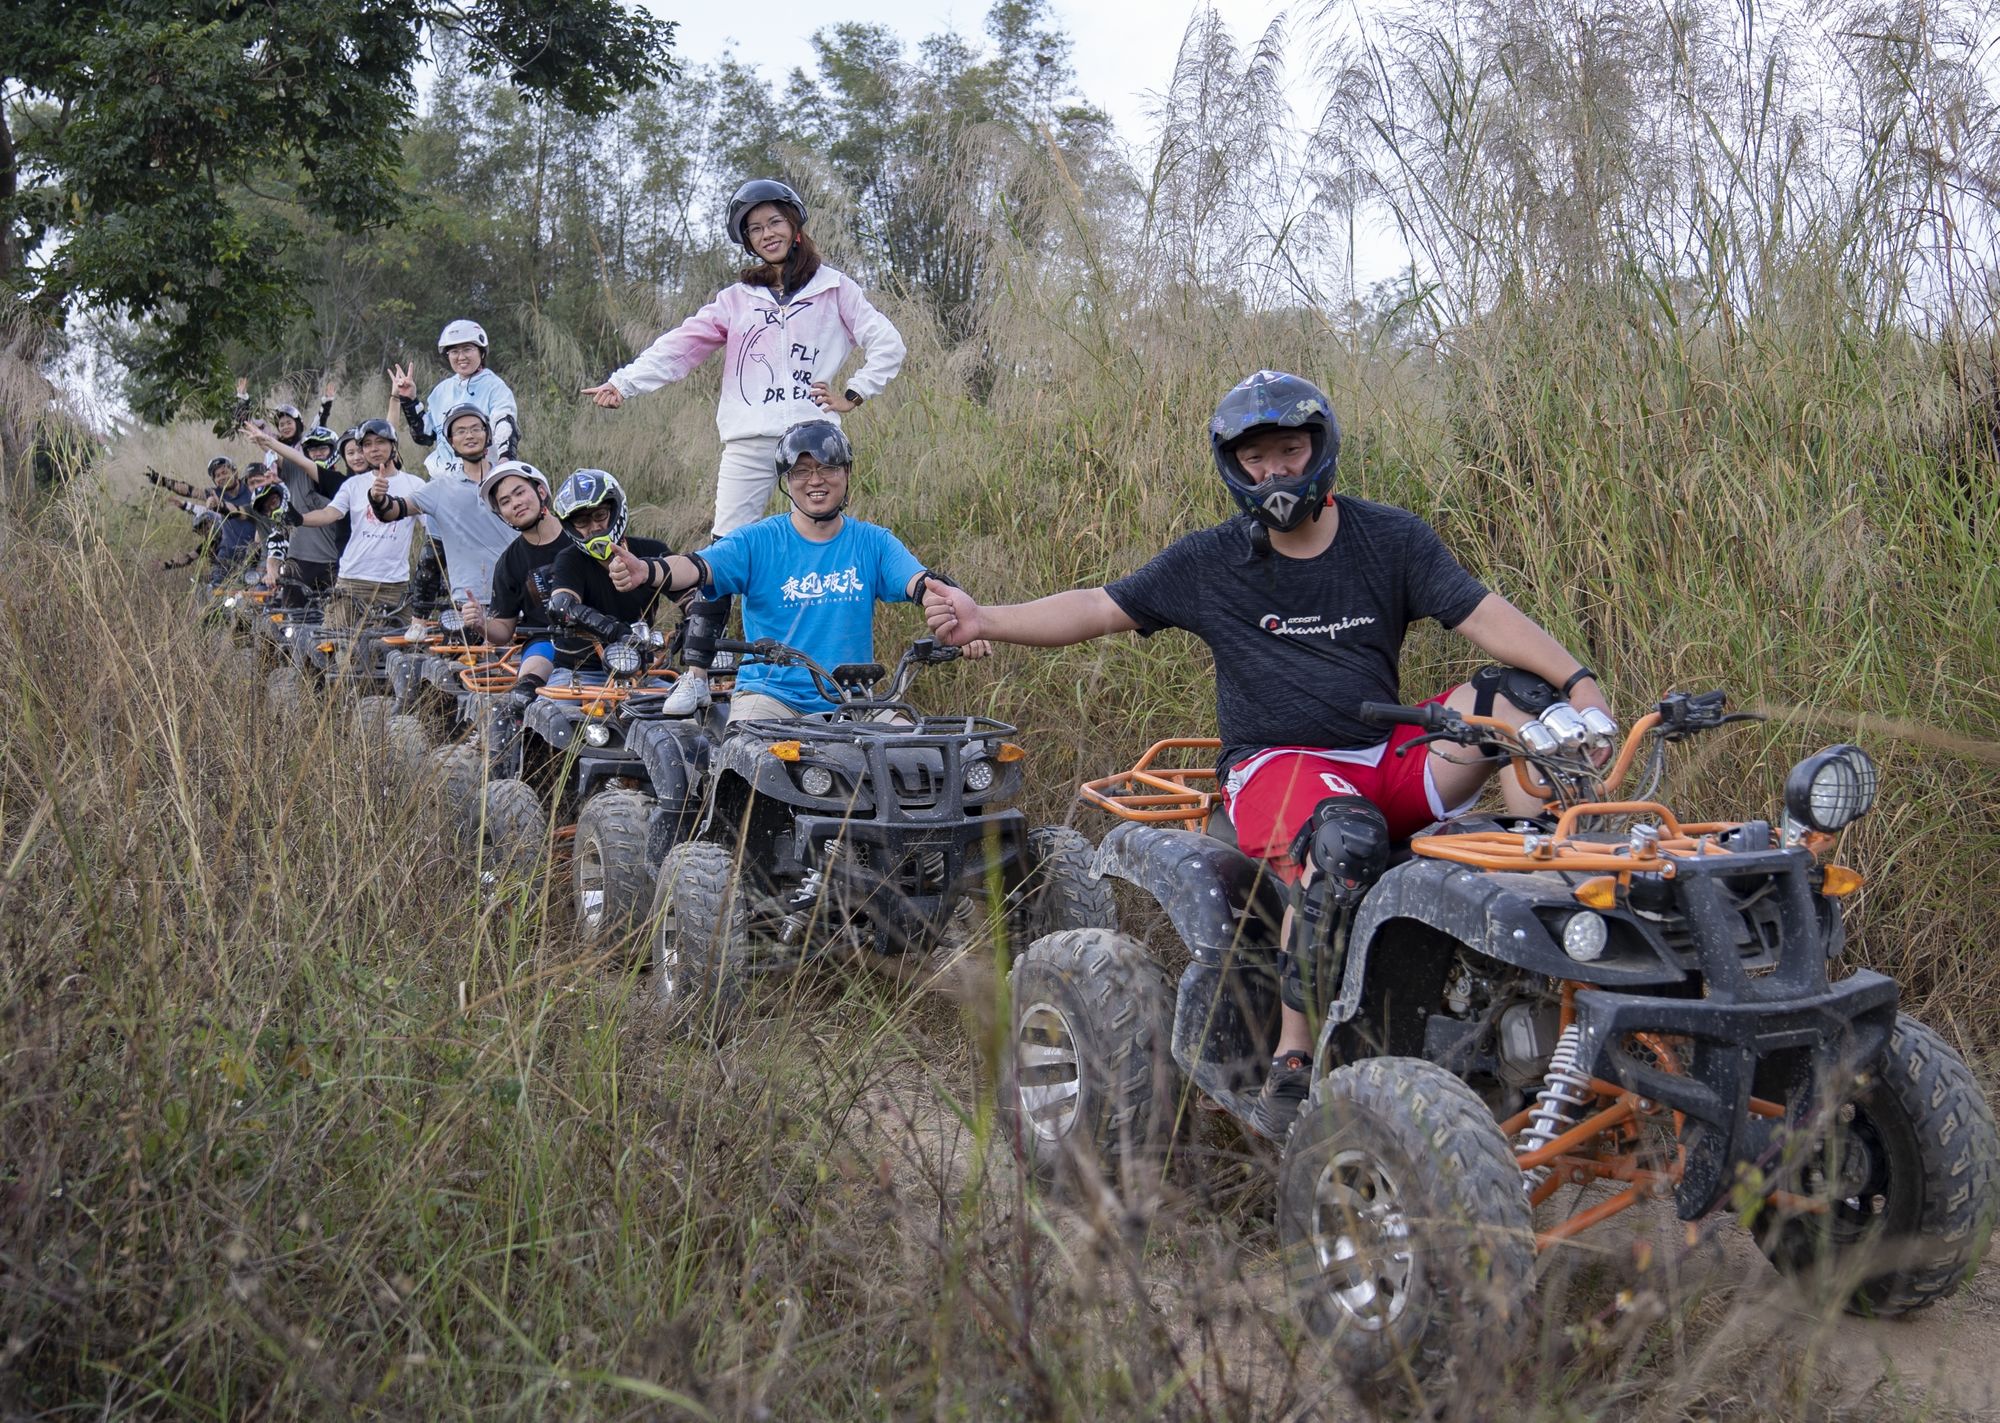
xmin=1411 ymin=801 xmax=1744 ymax=876
xmin=1077 ymin=737 xmax=1225 ymax=827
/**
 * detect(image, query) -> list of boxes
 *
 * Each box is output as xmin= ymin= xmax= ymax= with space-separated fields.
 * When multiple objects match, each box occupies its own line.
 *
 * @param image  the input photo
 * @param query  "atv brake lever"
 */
xmin=1395 ymin=728 xmax=1484 ymax=757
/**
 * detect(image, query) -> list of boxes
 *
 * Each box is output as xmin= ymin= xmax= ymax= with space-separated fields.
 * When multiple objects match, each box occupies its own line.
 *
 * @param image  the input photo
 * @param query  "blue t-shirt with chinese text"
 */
xmin=701 ymin=514 xmax=926 ymax=712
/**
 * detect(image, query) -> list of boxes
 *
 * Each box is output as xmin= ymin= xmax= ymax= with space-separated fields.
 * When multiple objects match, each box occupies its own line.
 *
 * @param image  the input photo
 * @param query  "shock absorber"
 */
xmin=1517 ymin=1023 xmax=1593 ymax=1190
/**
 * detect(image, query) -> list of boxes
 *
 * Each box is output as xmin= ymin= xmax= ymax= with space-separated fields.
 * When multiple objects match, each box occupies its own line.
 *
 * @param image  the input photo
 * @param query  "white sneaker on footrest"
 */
xmin=660 ymin=670 xmax=711 ymax=715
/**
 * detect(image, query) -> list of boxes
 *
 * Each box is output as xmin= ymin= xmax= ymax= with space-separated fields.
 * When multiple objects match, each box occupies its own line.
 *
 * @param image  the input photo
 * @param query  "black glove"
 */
xmin=144 ymin=468 xmax=161 ymax=486
xmin=546 ymin=588 xmax=627 ymax=643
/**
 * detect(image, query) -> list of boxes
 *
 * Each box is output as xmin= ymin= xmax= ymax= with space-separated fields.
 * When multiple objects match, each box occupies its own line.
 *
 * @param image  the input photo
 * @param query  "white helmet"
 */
xmin=437 ymin=319 xmax=489 ymax=354
xmin=479 ymin=459 xmax=551 ymax=514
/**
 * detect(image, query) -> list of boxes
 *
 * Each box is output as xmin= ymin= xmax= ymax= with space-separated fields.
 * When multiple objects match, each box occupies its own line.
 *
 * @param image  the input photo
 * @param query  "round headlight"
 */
xmin=963 ymin=759 xmax=996 ymax=793
xmin=605 ymin=643 xmax=641 ymax=675
xmin=581 ymin=721 xmax=612 ymax=748
xmin=439 ymin=610 xmax=464 ymax=633
xmin=1562 ymin=911 xmax=1608 ymax=963
xmin=798 ymin=764 xmax=835 ymax=797
xmin=1784 ymin=744 xmax=1878 ymax=833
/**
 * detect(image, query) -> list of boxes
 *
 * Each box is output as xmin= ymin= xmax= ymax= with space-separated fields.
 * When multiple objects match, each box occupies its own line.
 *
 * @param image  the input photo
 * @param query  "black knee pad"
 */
xmin=1283 ymin=796 xmax=1391 ymax=1014
xmin=1469 ymin=663 xmax=1561 ymax=718
xmin=679 ymin=596 xmax=728 ymax=671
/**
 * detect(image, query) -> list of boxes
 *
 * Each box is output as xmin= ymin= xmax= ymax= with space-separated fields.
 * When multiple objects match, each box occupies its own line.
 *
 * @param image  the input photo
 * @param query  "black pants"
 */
xmin=279 ymin=558 xmax=337 ymax=609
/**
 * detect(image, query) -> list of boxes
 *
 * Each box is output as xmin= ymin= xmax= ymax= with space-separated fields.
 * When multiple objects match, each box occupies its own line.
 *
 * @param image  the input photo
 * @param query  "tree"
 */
xmin=0 ymin=0 xmax=676 ymax=425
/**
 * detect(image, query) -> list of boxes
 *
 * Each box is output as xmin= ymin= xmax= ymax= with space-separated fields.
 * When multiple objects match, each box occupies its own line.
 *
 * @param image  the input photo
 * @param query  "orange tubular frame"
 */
xmin=1077 ymin=737 xmax=1224 ymax=827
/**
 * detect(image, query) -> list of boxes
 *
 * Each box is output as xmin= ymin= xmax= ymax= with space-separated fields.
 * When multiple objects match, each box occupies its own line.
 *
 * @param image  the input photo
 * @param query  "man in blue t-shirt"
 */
xmin=599 ymin=420 xmax=985 ymax=718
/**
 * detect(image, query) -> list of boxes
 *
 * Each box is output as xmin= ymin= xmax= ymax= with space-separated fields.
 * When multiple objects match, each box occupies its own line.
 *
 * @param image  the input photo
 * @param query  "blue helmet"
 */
xmin=1210 ymin=370 xmax=1342 ymax=531
xmin=552 ymin=468 xmax=628 ymax=560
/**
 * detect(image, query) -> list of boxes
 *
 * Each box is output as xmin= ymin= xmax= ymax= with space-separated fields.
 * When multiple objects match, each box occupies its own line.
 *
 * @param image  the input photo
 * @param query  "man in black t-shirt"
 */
xmin=924 ymin=369 xmax=1612 ymax=1134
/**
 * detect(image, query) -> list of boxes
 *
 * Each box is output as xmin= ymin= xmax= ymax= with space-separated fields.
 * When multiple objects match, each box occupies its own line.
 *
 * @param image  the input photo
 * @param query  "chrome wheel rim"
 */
xmin=576 ymin=839 xmax=607 ymax=932
xmin=1309 ymin=1148 xmax=1415 ymax=1332
xmin=1015 ymin=999 xmax=1082 ymax=1143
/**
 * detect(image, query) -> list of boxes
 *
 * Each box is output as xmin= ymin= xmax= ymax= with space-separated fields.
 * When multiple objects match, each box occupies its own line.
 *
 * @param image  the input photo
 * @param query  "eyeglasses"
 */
xmin=784 ymin=465 xmax=848 ymax=485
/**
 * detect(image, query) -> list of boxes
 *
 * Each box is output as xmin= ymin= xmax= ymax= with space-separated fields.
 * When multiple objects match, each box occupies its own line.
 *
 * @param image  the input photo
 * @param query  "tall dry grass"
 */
xmin=13 ymin=0 xmax=2000 ymax=1410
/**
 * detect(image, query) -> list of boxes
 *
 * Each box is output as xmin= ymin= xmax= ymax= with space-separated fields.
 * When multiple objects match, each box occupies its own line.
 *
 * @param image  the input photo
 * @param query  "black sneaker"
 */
xmin=1254 ymin=1049 xmax=1314 ymax=1138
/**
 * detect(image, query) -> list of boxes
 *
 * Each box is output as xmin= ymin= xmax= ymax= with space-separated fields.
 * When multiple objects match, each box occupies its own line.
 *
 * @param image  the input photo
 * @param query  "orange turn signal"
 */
xmin=1820 ymin=865 xmax=1864 ymax=898
xmin=316 ymin=641 xmax=336 ymax=654
xmin=769 ymin=740 xmax=802 ymax=762
xmin=996 ymin=742 xmax=1028 ymax=763
xmin=1573 ymin=876 xmax=1618 ymax=910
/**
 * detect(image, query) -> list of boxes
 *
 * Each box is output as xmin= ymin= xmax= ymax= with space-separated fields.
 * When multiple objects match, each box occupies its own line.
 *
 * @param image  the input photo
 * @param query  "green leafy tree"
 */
xmin=0 ymin=0 xmax=675 ymax=424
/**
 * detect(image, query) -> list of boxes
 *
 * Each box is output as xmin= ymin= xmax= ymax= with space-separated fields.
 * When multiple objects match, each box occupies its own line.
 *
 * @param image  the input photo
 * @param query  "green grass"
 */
xmin=15 ymin=273 xmax=2000 ymax=1417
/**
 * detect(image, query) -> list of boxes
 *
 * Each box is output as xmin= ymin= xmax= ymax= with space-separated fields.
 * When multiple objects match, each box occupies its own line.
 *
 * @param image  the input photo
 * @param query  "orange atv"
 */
xmin=999 ymin=691 xmax=1997 ymax=1394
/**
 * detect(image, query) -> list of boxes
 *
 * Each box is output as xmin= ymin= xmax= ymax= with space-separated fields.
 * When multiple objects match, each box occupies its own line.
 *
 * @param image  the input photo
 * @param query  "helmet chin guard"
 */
xmin=1210 ymin=370 xmax=1342 ymax=532
xmin=552 ymin=468 xmax=628 ymax=560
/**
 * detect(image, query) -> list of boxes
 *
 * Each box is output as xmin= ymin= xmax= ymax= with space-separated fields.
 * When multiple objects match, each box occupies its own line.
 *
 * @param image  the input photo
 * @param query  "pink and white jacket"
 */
xmin=608 ymin=265 xmax=907 ymax=443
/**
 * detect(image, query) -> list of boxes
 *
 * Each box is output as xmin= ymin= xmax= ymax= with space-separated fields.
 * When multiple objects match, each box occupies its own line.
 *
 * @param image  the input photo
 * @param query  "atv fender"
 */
xmin=1329 ymin=857 xmax=1688 ymax=1028
xmin=626 ymin=719 xmax=710 ymax=811
xmin=1089 ymin=822 xmax=1285 ymax=964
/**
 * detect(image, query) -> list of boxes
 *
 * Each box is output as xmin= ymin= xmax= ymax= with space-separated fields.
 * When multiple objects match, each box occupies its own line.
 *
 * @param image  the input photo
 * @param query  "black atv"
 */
xmin=1001 ymin=692 xmax=1998 ymax=1394
xmin=648 ymin=635 xmax=1114 ymax=1038
xmin=251 ymin=581 xmax=331 ymax=713
xmin=383 ymin=608 xmax=516 ymax=773
xmin=456 ymin=620 xmax=724 ymax=951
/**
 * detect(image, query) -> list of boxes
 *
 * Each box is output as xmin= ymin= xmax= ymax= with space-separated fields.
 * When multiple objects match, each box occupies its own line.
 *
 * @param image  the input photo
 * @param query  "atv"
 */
xmin=1001 ymin=692 xmax=1998 ymax=1394
xmin=381 ymin=609 xmax=519 ymax=771
xmin=459 ymin=620 xmax=724 ymax=951
xmin=648 ymin=635 xmax=1115 ymax=1038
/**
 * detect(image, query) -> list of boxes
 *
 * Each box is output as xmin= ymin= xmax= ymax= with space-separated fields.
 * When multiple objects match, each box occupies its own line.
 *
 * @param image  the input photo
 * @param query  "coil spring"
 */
xmin=778 ymin=866 xmax=825 ymax=946
xmin=1517 ymin=1024 xmax=1593 ymax=1190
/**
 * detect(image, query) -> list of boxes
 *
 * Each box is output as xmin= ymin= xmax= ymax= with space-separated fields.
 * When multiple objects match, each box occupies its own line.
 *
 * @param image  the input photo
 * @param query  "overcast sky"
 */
xmin=651 ymin=0 xmax=1302 ymax=150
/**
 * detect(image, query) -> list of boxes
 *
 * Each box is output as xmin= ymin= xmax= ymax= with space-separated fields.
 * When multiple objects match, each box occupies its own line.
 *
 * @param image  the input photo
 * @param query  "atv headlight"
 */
xmin=1561 ymin=911 xmax=1609 ymax=963
xmin=798 ymin=764 xmax=835 ymax=797
xmin=963 ymin=758 xmax=996 ymax=793
xmin=605 ymin=642 xmax=641 ymax=675
xmin=581 ymin=721 xmax=612 ymax=748
xmin=1784 ymin=744 xmax=1878 ymax=833
xmin=439 ymin=609 xmax=464 ymax=633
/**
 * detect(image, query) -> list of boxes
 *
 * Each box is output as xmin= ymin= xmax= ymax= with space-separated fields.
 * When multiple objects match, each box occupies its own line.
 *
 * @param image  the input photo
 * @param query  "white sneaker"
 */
xmin=660 ymin=669 xmax=711 ymax=715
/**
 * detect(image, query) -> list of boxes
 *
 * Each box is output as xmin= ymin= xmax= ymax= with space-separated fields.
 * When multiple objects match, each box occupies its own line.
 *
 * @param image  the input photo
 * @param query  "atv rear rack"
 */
xmin=1077 ymin=737 xmax=1224 ymax=827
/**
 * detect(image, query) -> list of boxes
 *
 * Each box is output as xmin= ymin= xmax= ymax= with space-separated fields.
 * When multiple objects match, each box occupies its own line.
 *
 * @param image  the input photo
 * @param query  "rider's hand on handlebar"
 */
xmin=923 ymin=579 xmax=983 ymax=647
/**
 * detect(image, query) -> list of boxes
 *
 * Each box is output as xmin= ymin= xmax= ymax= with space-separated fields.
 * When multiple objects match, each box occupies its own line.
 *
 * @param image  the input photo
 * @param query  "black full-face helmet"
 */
xmin=726 ymin=178 xmax=808 ymax=252
xmin=1210 ymin=370 xmax=1343 ymax=532
xmin=552 ymin=468 xmax=628 ymax=561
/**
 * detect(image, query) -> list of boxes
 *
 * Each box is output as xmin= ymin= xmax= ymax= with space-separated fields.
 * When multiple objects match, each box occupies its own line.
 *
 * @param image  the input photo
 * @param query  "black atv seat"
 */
xmin=831 ymin=662 xmax=886 ymax=689
xmin=1202 ymin=802 xmax=1418 ymax=869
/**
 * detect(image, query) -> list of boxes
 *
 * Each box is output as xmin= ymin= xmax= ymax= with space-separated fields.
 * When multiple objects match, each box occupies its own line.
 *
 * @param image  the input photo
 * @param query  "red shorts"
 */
xmin=1221 ymin=694 xmax=1471 ymax=884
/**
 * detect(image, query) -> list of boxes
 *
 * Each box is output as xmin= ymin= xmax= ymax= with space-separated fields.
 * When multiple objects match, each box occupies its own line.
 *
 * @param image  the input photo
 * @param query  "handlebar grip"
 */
xmin=1358 ymin=701 xmax=1439 ymax=731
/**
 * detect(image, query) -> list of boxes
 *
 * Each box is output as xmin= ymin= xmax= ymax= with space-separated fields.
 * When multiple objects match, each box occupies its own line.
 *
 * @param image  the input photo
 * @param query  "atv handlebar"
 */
xmin=713 ymin=636 xmax=959 ymax=709
xmin=1358 ymin=701 xmax=1459 ymax=734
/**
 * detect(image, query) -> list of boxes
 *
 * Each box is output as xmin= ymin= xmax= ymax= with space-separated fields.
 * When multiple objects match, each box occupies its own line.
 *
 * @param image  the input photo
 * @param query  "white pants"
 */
xmin=713 ymin=435 xmax=782 ymax=536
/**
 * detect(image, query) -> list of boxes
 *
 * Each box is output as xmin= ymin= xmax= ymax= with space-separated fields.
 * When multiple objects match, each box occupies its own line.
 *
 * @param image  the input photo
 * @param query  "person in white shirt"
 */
xmin=292 ymin=421 xmax=427 ymax=627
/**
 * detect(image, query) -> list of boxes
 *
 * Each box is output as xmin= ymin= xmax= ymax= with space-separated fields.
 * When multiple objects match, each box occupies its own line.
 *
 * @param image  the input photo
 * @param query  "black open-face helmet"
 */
xmin=356 ymin=416 xmax=399 ymax=456
xmin=1210 ymin=370 xmax=1342 ymax=532
xmin=552 ymin=468 xmax=628 ymax=561
xmin=726 ymin=178 xmax=807 ymax=252
xmin=207 ymin=455 xmax=238 ymax=482
xmin=775 ymin=419 xmax=853 ymax=523
xmin=337 ymin=427 xmax=365 ymax=469
xmin=440 ymin=402 xmax=491 ymax=452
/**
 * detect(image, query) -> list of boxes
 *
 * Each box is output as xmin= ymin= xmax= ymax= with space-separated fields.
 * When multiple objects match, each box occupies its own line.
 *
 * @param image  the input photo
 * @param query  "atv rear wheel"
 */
xmin=649 ymin=841 xmax=750 ymax=1041
xmin=355 ymin=694 xmax=396 ymax=738
xmin=477 ymin=778 xmax=545 ymax=880
xmin=1758 ymin=1013 xmax=1999 ymax=1314
xmin=1000 ymin=928 xmax=1179 ymax=1192
xmin=1015 ymin=825 xmax=1119 ymax=944
xmin=385 ymin=714 xmax=431 ymax=773
xmin=573 ymin=790 xmax=658 ymax=953
xmin=1277 ymin=1056 xmax=1534 ymax=1399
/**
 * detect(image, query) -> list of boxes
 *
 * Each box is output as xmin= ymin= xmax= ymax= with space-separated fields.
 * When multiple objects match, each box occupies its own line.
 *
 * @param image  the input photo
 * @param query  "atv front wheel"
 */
xmin=649 ymin=841 xmax=750 ymax=1041
xmin=266 ymin=665 xmax=304 ymax=716
xmin=573 ymin=790 xmax=657 ymax=952
xmin=1759 ymin=1013 xmax=1999 ymax=1314
xmin=1277 ymin=1056 xmax=1534 ymax=1398
xmin=355 ymin=694 xmax=396 ymax=738
xmin=1000 ymin=928 xmax=1178 ymax=1191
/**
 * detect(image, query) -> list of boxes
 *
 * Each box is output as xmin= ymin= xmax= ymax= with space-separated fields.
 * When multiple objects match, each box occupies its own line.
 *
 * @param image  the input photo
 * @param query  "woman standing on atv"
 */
xmin=580 ymin=178 xmax=908 ymax=716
